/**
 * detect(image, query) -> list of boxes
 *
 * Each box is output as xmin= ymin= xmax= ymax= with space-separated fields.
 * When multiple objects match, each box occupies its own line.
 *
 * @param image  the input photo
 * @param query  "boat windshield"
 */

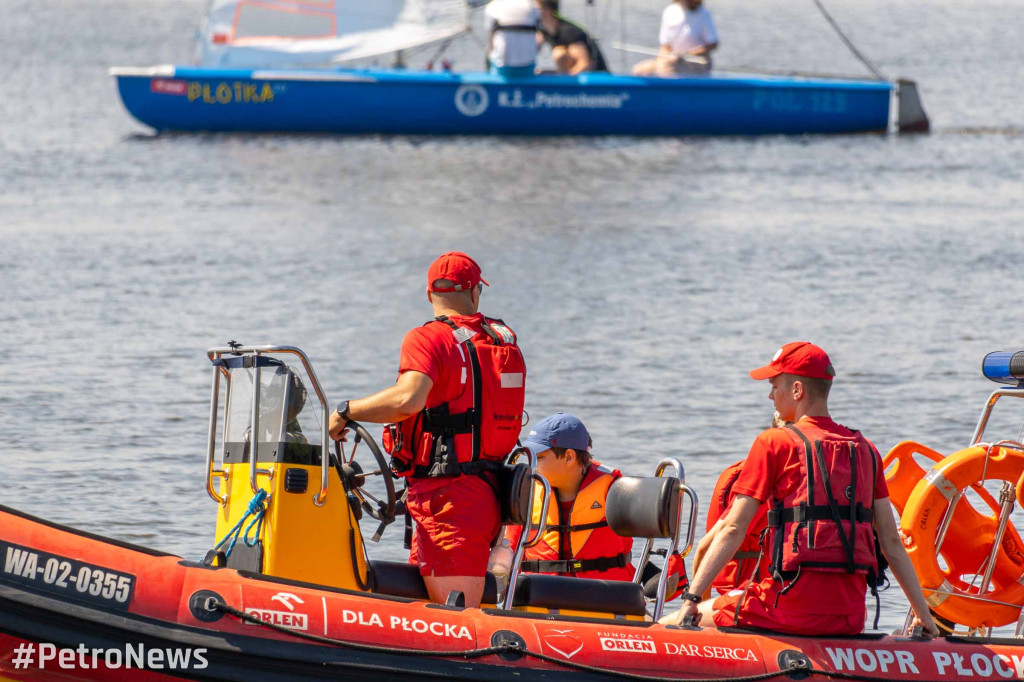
xmin=223 ymin=362 xmax=323 ymax=465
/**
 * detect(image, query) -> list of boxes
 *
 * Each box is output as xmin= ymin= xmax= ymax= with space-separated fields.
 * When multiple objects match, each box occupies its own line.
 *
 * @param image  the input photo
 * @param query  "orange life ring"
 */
xmin=1016 ymin=469 xmax=1024 ymax=510
xmin=884 ymin=441 xmax=1002 ymax=516
xmin=900 ymin=444 xmax=1024 ymax=628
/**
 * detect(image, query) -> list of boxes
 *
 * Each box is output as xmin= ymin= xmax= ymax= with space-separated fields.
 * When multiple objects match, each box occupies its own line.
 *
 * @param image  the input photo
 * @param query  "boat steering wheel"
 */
xmin=333 ymin=422 xmax=397 ymax=524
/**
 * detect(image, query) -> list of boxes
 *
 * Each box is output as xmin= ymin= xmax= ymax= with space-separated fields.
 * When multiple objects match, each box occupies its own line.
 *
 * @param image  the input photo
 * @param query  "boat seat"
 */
xmin=369 ymin=560 xmax=499 ymax=603
xmin=511 ymin=574 xmax=646 ymax=616
xmin=606 ymin=475 xmax=680 ymax=540
xmin=498 ymin=461 xmax=533 ymax=525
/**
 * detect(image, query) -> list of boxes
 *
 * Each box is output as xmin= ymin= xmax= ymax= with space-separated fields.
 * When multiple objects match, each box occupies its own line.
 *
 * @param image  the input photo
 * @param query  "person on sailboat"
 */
xmin=486 ymin=0 xmax=541 ymax=77
xmin=536 ymin=0 xmax=609 ymax=74
xmin=659 ymin=342 xmax=939 ymax=637
xmin=329 ymin=252 xmax=527 ymax=608
xmin=631 ymin=0 xmax=719 ymax=76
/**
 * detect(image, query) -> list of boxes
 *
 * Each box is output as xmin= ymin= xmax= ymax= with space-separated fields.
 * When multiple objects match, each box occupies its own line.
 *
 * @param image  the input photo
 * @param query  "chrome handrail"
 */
xmin=631 ymin=457 xmax=699 ymax=621
xmin=502 ymin=447 xmax=551 ymax=610
xmin=971 ymin=388 xmax=1024 ymax=446
xmin=206 ymin=344 xmax=332 ymax=505
xmin=204 ymin=362 xmax=227 ymax=505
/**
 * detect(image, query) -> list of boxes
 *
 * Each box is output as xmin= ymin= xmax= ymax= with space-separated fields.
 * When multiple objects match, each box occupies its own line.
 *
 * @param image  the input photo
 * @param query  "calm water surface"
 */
xmin=2 ymin=0 xmax=1024 ymax=633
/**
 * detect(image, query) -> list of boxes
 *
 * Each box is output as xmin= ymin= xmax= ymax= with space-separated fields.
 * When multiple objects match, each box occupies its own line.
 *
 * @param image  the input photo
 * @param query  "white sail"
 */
xmin=198 ymin=0 xmax=468 ymax=68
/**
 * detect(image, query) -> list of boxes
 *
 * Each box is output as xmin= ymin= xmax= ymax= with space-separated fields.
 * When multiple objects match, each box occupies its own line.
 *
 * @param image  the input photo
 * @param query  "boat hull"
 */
xmin=2 ymin=503 xmax=1024 ymax=681
xmin=111 ymin=67 xmax=893 ymax=136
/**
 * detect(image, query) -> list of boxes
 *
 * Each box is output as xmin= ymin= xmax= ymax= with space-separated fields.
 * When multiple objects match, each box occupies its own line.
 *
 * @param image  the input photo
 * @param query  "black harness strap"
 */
xmin=768 ymin=505 xmax=873 ymax=525
xmin=848 ymin=441 xmax=859 ymax=572
xmin=434 ymin=316 xmax=484 ymax=462
xmin=412 ymin=459 xmax=502 ymax=479
xmin=520 ymin=553 xmax=629 ymax=575
xmin=545 ymin=520 xmax=609 ymax=533
xmin=786 ymin=425 xmax=817 ymax=548
xmin=811 ymin=438 xmax=858 ymax=573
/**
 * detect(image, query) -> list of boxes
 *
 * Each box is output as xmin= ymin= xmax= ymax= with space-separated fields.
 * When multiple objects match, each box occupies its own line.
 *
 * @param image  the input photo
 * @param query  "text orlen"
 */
xmin=600 ymin=638 xmax=656 ymax=654
xmin=244 ymin=608 xmax=308 ymax=631
xmin=824 ymin=647 xmax=1024 ymax=678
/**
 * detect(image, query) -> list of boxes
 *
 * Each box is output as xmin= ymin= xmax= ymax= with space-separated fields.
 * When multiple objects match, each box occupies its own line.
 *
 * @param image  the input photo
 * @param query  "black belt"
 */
xmin=545 ymin=520 xmax=608 ymax=533
xmin=520 ymin=553 xmax=628 ymax=575
xmin=412 ymin=459 xmax=502 ymax=479
xmin=421 ymin=409 xmax=475 ymax=434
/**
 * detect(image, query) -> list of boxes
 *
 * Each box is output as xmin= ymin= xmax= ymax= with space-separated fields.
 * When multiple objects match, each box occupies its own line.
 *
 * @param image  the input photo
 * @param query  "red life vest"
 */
xmin=383 ymin=315 xmax=526 ymax=479
xmin=766 ymin=423 xmax=879 ymax=582
xmin=707 ymin=461 xmax=769 ymax=594
xmin=520 ymin=463 xmax=635 ymax=580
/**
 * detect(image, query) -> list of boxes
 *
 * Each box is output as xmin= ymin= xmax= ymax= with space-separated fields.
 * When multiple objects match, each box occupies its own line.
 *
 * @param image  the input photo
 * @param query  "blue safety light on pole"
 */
xmin=982 ymin=351 xmax=1024 ymax=388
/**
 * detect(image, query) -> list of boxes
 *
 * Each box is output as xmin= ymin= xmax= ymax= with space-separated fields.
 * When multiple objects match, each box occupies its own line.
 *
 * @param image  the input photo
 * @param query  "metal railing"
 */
xmin=205 ymin=344 xmax=332 ymax=507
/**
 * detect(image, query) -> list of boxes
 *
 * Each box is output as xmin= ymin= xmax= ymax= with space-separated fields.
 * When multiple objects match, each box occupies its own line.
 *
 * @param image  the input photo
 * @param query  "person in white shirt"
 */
xmin=485 ymin=0 xmax=541 ymax=77
xmin=632 ymin=0 xmax=719 ymax=77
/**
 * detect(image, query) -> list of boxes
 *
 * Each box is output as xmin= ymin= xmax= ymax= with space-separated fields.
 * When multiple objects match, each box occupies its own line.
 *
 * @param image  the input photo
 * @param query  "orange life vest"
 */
xmin=383 ymin=316 xmax=526 ymax=479
xmin=520 ymin=463 xmax=634 ymax=580
xmin=707 ymin=461 xmax=768 ymax=594
xmin=766 ymin=423 xmax=879 ymax=582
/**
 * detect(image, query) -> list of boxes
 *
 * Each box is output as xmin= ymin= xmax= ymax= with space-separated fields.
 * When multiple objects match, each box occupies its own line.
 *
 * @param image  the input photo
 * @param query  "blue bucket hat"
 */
xmin=522 ymin=413 xmax=590 ymax=457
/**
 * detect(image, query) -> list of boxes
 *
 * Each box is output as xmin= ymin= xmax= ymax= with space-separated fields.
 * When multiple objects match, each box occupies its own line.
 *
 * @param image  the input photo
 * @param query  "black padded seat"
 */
xmin=511 ymin=574 xmax=646 ymax=617
xmin=369 ymin=560 xmax=499 ymax=603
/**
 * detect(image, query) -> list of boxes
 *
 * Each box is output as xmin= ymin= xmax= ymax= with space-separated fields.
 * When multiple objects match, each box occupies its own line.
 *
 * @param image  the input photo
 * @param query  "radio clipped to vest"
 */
xmin=383 ymin=316 xmax=525 ymax=479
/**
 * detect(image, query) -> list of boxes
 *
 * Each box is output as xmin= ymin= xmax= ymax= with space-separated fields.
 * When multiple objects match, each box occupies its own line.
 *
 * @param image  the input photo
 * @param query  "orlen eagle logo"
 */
xmin=454 ymin=84 xmax=489 ymax=117
xmin=244 ymin=592 xmax=308 ymax=631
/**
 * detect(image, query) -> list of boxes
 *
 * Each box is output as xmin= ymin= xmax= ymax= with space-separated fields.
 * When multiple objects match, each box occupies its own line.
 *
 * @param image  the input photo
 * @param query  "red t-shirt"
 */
xmin=728 ymin=416 xmax=889 ymax=618
xmin=398 ymin=313 xmax=486 ymax=493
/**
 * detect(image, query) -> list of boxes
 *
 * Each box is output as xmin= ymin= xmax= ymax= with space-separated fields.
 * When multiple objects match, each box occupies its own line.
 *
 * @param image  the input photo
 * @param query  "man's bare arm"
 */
xmin=329 ymin=371 xmax=433 ymax=439
xmin=566 ymin=43 xmax=591 ymax=74
xmin=660 ymin=495 xmax=759 ymax=625
xmin=873 ymin=497 xmax=939 ymax=636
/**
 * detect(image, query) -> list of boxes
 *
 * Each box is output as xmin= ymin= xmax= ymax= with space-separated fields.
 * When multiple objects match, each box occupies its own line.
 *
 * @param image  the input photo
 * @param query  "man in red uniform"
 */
xmin=661 ymin=342 xmax=938 ymax=636
xmin=329 ymin=252 xmax=526 ymax=608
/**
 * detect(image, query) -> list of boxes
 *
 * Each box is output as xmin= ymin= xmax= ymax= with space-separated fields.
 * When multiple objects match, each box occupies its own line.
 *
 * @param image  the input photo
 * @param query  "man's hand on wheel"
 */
xmin=329 ymin=411 xmax=349 ymax=441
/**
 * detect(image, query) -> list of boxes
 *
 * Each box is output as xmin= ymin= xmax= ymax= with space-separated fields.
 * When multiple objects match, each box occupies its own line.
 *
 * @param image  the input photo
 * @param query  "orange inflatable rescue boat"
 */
xmin=4 ymin=344 xmax=1024 ymax=682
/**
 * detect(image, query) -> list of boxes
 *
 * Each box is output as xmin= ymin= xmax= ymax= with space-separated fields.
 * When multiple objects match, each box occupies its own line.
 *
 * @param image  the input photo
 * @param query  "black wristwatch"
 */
xmin=680 ymin=591 xmax=702 ymax=604
xmin=336 ymin=400 xmax=351 ymax=421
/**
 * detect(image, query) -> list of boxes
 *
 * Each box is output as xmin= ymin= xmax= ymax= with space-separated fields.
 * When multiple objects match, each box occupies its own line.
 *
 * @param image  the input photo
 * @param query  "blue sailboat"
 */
xmin=110 ymin=0 xmax=929 ymax=136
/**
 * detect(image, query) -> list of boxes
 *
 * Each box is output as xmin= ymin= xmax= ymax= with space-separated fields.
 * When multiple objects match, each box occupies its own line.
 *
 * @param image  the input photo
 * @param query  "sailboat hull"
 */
xmin=111 ymin=67 xmax=894 ymax=136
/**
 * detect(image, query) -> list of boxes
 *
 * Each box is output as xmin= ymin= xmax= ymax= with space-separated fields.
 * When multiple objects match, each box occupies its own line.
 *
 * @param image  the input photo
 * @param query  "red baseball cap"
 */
xmin=749 ymin=342 xmax=836 ymax=381
xmin=427 ymin=252 xmax=490 ymax=292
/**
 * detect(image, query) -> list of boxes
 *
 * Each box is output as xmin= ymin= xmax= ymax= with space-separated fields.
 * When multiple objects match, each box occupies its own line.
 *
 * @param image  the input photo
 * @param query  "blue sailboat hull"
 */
xmin=112 ymin=66 xmax=893 ymax=136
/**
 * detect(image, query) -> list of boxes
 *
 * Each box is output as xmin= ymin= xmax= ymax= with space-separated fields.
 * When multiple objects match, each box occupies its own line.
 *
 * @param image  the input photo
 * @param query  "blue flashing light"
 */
xmin=982 ymin=351 xmax=1024 ymax=387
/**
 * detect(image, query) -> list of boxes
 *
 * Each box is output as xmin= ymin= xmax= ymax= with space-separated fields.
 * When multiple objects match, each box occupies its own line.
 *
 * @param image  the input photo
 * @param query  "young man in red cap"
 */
xmin=661 ymin=342 xmax=938 ymax=636
xmin=329 ymin=252 xmax=526 ymax=607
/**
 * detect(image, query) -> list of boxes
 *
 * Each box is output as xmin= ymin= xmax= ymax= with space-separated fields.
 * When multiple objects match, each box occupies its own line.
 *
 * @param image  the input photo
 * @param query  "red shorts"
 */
xmin=406 ymin=475 xmax=500 ymax=578
xmin=712 ymin=579 xmax=864 ymax=636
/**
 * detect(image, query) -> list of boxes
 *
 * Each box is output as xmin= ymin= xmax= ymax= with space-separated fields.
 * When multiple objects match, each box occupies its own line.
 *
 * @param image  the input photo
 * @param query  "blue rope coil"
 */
xmin=214 ymin=489 xmax=268 ymax=558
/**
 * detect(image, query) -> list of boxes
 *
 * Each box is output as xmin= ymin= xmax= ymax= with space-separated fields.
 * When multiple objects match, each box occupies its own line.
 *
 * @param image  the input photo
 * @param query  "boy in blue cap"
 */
xmin=498 ymin=413 xmax=686 ymax=593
